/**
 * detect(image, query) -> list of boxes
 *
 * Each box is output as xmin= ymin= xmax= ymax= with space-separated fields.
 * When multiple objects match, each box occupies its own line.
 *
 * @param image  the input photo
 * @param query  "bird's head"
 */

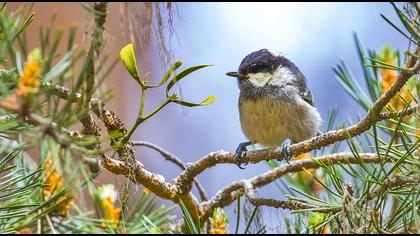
xmin=226 ymin=49 xmax=301 ymax=88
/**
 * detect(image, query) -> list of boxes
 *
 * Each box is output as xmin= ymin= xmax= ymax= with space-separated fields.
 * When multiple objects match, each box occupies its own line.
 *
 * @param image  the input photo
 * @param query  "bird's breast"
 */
xmin=238 ymin=95 xmax=320 ymax=147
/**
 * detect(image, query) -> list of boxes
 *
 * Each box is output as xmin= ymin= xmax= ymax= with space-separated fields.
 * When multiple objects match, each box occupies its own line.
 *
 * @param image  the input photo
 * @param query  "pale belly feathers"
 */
xmin=239 ymin=95 xmax=321 ymax=147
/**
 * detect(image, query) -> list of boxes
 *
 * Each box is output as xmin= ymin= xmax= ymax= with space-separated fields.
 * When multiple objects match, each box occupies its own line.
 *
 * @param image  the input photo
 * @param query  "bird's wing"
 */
xmin=298 ymin=85 xmax=314 ymax=106
xmin=289 ymin=70 xmax=315 ymax=106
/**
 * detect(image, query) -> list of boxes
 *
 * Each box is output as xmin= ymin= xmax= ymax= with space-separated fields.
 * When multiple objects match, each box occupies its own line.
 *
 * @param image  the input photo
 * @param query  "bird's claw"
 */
xmin=278 ymin=138 xmax=293 ymax=163
xmin=234 ymin=153 xmax=246 ymax=169
xmin=234 ymin=141 xmax=251 ymax=169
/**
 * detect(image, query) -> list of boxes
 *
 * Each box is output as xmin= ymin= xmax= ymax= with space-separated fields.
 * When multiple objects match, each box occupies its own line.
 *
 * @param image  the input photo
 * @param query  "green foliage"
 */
xmin=179 ymin=198 xmax=201 ymax=234
xmin=235 ymin=194 xmax=241 ymax=234
xmin=244 ymin=205 xmax=260 ymax=234
xmin=333 ymin=33 xmax=378 ymax=111
xmin=389 ymin=2 xmax=420 ymax=43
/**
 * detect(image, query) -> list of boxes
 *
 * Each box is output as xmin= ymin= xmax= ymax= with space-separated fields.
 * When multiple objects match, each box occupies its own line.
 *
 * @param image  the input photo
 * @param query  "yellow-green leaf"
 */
xmin=173 ymin=95 xmax=216 ymax=107
xmin=120 ymin=43 xmax=140 ymax=81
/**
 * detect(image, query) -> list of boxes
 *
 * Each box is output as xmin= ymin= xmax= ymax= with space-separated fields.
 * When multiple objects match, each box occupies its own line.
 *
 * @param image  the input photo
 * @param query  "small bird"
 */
xmin=226 ymin=49 xmax=322 ymax=169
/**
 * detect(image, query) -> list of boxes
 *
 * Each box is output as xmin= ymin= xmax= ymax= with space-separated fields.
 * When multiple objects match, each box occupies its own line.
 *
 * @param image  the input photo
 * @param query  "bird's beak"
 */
xmin=226 ymin=71 xmax=248 ymax=79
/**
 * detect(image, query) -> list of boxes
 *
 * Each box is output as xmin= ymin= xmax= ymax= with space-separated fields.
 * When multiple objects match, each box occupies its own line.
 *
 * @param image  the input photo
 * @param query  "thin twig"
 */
xmin=377 ymin=103 xmax=419 ymax=120
xmin=131 ymin=140 xmax=185 ymax=168
xmin=243 ymin=181 xmax=340 ymax=213
xmin=365 ymin=175 xmax=420 ymax=202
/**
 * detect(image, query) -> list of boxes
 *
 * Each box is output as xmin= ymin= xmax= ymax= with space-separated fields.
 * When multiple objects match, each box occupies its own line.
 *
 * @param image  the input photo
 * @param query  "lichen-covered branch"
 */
xmin=131 ymin=140 xmax=208 ymax=201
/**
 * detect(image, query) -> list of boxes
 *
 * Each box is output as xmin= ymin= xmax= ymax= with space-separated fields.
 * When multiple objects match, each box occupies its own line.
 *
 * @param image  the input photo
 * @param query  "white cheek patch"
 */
xmin=247 ymin=66 xmax=296 ymax=87
xmin=248 ymin=73 xmax=272 ymax=87
xmin=268 ymin=66 xmax=296 ymax=86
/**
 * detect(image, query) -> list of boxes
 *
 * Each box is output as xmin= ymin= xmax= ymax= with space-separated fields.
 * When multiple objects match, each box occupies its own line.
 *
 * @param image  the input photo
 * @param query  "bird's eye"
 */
xmin=249 ymin=64 xmax=259 ymax=73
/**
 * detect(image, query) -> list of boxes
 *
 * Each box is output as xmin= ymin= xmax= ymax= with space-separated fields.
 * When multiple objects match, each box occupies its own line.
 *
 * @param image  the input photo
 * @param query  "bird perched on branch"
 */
xmin=226 ymin=49 xmax=322 ymax=169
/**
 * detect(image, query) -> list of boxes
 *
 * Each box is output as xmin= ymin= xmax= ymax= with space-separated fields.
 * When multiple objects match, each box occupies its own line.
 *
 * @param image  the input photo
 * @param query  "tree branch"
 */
xmin=131 ymin=140 xmax=208 ymax=201
xmin=200 ymin=152 xmax=394 ymax=220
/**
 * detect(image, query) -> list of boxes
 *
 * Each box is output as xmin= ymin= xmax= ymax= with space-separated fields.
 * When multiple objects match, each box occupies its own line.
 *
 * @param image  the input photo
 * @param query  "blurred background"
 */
xmin=7 ymin=2 xmax=410 ymax=232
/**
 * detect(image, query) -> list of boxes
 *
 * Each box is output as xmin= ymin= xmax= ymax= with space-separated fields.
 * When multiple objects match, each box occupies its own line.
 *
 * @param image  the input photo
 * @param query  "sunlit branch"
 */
xmin=131 ymin=140 xmax=209 ymax=201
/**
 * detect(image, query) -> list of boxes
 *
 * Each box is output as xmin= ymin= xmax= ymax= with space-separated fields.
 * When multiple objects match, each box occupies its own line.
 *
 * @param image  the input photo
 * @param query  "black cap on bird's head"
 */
xmin=226 ymin=49 xmax=293 ymax=79
xmin=238 ymin=49 xmax=282 ymax=74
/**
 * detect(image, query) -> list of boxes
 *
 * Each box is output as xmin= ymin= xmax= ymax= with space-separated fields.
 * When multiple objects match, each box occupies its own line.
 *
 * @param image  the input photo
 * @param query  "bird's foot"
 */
xmin=234 ymin=141 xmax=251 ymax=169
xmin=278 ymin=138 xmax=293 ymax=163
